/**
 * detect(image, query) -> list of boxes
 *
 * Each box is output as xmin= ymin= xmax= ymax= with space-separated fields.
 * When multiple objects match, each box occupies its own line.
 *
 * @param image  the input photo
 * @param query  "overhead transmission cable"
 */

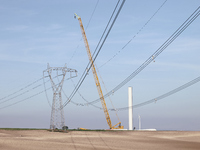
xmin=62 ymin=0 xmax=126 ymax=108
xmin=0 ymin=77 xmax=46 ymax=105
xmin=0 ymin=0 xmax=101 ymax=110
xmin=54 ymin=0 xmax=100 ymax=108
xmin=65 ymin=0 xmax=121 ymax=105
xmin=85 ymin=0 xmax=99 ymax=30
xmin=43 ymin=72 xmax=52 ymax=107
xmin=96 ymin=65 xmax=120 ymax=121
xmin=0 ymin=77 xmax=44 ymax=101
xmin=99 ymin=0 xmax=168 ymax=68
xmin=68 ymin=0 xmax=99 ymax=65
xmin=110 ymin=75 xmax=200 ymax=111
xmin=65 ymin=0 xmax=120 ymax=105
xmin=0 ymin=72 xmax=63 ymax=104
xmin=0 ymin=73 xmax=64 ymax=105
xmin=0 ymin=83 xmax=42 ymax=105
xmin=43 ymin=70 xmax=78 ymax=107
xmin=66 ymin=0 xmax=167 ymax=110
xmin=63 ymin=0 xmax=125 ymax=107
xmin=67 ymin=0 xmax=102 ymax=109
xmin=2 ymin=4 xmax=198 ymax=111
xmin=67 ymin=78 xmax=103 ymax=109
xmin=0 ymin=90 xmax=45 ymax=110
xmin=75 ymin=6 xmax=200 ymax=106
xmin=0 ymin=74 xmax=68 ymax=110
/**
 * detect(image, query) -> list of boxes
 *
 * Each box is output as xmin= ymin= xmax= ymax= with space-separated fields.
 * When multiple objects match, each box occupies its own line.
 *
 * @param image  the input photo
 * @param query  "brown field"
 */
xmin=0 ymin=130 xmax=200 ymax=150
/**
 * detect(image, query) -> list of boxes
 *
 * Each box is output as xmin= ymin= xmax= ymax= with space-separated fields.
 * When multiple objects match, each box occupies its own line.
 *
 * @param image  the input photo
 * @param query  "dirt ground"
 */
xmin=0 ymin=130 xmax=200 ymax=150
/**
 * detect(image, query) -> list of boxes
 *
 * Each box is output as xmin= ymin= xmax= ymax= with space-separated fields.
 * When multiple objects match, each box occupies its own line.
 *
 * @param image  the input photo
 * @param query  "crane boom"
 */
xmin=74 ymin=13 xmax=123 ymax=129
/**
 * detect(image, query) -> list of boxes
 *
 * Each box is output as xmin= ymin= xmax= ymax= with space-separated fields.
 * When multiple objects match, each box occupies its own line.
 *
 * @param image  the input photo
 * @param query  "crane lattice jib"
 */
xmin=75 ymin=14 xmax=113 ymax=129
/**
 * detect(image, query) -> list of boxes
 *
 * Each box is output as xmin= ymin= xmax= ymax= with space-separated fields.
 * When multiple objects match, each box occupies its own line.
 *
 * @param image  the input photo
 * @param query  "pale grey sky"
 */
xmin=0 ymin=0 xmax=200 ymax=130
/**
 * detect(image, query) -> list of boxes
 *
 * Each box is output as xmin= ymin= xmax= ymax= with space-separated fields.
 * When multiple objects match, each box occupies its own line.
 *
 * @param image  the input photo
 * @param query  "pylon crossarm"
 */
xmin=43 ymin=64 xmax=77 ymax=130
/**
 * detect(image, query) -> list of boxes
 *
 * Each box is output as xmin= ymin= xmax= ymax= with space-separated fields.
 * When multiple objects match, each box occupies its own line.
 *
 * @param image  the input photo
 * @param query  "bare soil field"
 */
xmin=0 ymin=130 xmax=200 ymax=150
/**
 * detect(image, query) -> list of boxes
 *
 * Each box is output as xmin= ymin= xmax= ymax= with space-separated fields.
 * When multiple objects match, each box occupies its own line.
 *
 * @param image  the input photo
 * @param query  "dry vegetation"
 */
xmin=0 ymin=129 xmax=200 ymax=150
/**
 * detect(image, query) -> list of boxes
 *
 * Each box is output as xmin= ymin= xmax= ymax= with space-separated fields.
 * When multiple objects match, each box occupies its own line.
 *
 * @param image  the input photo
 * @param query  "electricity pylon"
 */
xmin=44 ymin=64 xmax=77 ymax=130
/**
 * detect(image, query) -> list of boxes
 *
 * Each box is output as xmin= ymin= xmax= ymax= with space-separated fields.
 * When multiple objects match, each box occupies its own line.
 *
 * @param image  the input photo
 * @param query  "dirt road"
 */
xmin=0 ymin=130 xmax=200 ymax=150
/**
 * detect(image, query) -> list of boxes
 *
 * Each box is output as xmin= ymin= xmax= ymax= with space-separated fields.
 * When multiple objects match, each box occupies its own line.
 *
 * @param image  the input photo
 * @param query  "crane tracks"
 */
xmin=97 ymin=132 xmax=112 ymax=150
xmin=70 ymin=131 xmax=78 ymax=150
xmin=84 ymin=132 xmax=97 ymax=150
xmin=69 ymin=131 xmax=113 ymax=150
xmin=84 ymin=131 xmax=113 ymax=150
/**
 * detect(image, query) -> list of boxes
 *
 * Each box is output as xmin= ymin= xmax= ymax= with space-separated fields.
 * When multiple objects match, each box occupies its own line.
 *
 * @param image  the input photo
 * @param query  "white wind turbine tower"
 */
xmin=138 ymin=115 xmax=141 ymax=130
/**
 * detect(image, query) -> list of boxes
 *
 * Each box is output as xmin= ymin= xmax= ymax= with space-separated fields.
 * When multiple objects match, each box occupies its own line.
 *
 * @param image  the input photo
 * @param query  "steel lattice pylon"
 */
xmin=44 ymin=64 xmax=77 ymax=130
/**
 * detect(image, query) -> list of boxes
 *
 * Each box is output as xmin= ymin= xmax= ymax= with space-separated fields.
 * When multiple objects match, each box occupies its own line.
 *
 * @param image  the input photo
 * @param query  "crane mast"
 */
xmin=74 ymin=13 xmax=123 ymax=129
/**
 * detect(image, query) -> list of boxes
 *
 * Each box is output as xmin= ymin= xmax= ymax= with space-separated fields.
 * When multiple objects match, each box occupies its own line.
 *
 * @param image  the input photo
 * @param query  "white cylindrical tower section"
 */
xmin=128 ymin=87 xmax=133 ymax=130
xmin=139 ymin=115 xmax=141 ymax=130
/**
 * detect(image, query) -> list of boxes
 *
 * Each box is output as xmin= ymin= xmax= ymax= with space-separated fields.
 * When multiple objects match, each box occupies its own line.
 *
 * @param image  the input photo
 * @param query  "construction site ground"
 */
xmin=0 ymin=129 xmax=200 ymax=150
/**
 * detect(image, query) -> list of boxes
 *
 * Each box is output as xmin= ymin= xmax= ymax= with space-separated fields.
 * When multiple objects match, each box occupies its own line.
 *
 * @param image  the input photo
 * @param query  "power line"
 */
xmin=0 ymin=76 xmax=75 ymax=110
xmin=0 ymin=90 xmax=45 ymax=110
xmin=0 ymin=74 xmax=70 ymax=109
xmin=65 ymin=0 xmax=121 ymax=104
xmin=0 ymin=78 xmax=45 ymax=105
xmin=63 ymin=0 xmax=121 ymax=106
xmin=99 ymin=0 xmax=168 ymax=69
xmin=68 ymin=0 xmax=100 ymax=65
xmin=68 ymin=78 xmax=103 ymax=109
xmin=1 ymin=4 xmax=199 ymax=112
xmin=0 ymin=74 xmax=64 ymax=105
xmin=0 ymin=1 xmax=100 ymax=107
xmin=43 ymin=73 xmax=52 ymax=108
xmin=0 ymin=77 xmax=44 ymax=101
xmin=75 ymin=6 xmax=200 ymax=106
xmin=64 ymin=0 xmax=167 ymax=110
xmin=111 ymin=76 xmax=200 ymax=111
xmin=63 ymin=0 xmax=125 ymax=108
xmin=85 ymin=0 xmax=99 ymax=30
xmin=96 ymin=64 xmax=121 ymax=121
xmin=62 ymin=0 xmax=126 ymax=108
xmin=0 ymin=0 xmax=126 ymax=110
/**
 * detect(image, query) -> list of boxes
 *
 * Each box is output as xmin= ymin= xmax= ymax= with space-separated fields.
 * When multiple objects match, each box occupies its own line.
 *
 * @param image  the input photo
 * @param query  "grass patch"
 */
xmin=68 ymin=129 xmax=128 ymax=132
xmin=0 ymin=128 xmax=48 ymax=130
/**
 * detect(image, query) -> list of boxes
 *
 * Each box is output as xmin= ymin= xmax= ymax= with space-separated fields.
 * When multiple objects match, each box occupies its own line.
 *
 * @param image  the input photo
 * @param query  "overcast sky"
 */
xmin=0 ymin=0 xmax=200 ymax=130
